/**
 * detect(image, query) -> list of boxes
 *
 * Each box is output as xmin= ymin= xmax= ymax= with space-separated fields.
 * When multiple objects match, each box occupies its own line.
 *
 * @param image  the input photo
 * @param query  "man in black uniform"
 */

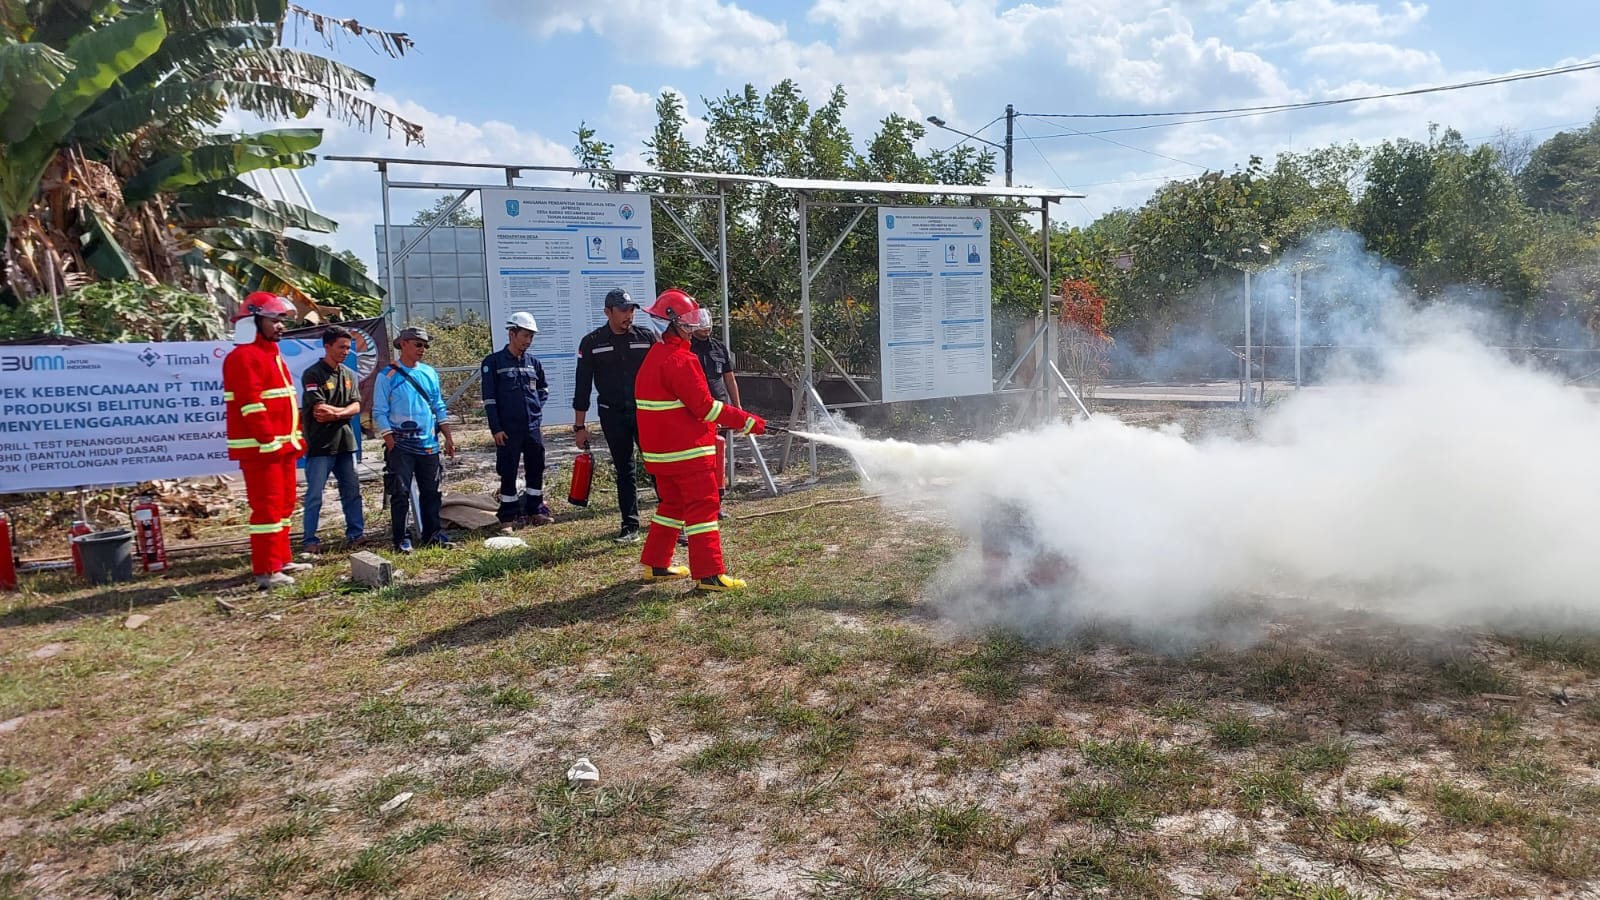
xmin=573 ymin=288 xmax=658 ymax=542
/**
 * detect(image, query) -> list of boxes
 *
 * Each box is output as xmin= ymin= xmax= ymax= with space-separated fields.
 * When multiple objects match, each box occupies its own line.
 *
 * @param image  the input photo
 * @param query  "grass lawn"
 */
xmin=2 ymin=424 xmax=1599 ymax=898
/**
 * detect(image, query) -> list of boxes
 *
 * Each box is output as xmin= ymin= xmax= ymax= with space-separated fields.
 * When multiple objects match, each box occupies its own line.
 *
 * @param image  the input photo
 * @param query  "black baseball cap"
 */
xmin=604 ymin=288 xmax=637 ymax=310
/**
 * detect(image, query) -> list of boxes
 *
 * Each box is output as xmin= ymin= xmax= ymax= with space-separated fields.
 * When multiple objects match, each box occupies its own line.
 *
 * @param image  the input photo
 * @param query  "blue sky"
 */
xmin=278 ymin=0 xmax=1600 ymax=267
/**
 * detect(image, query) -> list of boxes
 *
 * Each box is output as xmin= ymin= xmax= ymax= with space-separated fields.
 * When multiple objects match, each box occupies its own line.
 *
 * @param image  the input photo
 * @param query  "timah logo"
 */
xmin=138 ymin=347 xmax=161 ymax=367
xmin=505 ymin=199 xmax=521 ymax=218
xmin=0 ymin=353 xmax=65 ymax=372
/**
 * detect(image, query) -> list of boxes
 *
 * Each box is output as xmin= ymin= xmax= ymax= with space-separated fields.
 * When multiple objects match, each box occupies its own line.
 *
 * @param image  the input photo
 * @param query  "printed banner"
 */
xmin=878 ymin=208 xmax=994 ymax=402
xmin=0 ymin=322 xmax=392 ymax=493
xmin=0 ymin=341 xmax=233 ymax=492
xmin=481 ymin=188 xmax=657 ymax=425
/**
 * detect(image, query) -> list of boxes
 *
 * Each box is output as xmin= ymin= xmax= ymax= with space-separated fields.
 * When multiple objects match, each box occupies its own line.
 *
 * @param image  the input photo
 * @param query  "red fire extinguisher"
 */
xmin=567 ymin=451 xmax=595 ymax=507
xmin=69 ymin=520 xmax=92 ymax=578
xmin=130 ymin=496 xmax=168 ymax=573
xmin=0 ymin=511 xmax=17 ymax=591
xmin=714 ymin=433 xmax=728 ymax=490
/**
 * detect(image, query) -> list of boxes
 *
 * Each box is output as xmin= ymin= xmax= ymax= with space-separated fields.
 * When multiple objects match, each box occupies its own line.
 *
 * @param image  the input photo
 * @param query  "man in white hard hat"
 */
xmin=481 ymin=311 xmax=553 ymax=531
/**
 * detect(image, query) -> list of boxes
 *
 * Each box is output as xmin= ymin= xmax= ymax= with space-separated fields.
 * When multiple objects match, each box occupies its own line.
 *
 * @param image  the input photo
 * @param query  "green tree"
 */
xmin=410 ymin=194 xmax=483 ymax=228
xmin=1518 ymin=115 xmax=1600 ymax=223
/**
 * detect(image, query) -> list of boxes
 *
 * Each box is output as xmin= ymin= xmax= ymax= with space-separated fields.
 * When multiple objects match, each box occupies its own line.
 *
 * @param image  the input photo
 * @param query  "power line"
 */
xmin=1015 ymin=121 xmax=1096 ymax=220
xmin=935 ymin=112 xmax=1005 ymax=154
xmin=1024 ymin=116 xmax=1208 ymax=169
xmin=1022 ymin=58 xmax=1600 ymax=121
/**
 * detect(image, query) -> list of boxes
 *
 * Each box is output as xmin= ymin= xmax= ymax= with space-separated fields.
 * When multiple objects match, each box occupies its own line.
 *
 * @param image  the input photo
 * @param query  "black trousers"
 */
xmin=387 ymin=448 xmax=443 ymax=546
xmin=495 ymin=430 xmax=546 ymax=522
xmin=598 ymin=405 xmax=642 ymax=531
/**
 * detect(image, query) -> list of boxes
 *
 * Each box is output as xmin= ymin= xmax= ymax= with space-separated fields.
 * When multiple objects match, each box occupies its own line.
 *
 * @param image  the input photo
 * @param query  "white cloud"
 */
xmin=392 ymin=2 xmax=405 ymax=17
xmin=1299 ymin=41 xmax=1439 ymax=74
xmin=1236 ymin=0 xmax=1428 ymax=45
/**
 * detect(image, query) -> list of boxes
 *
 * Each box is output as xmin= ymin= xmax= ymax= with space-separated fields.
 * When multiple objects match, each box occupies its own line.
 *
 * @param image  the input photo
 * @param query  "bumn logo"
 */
xmin=619 ymin=204 xmax=635 ymax=220
xmin=972 ymin=218 xmax=984 ymax=231
xmin=0 ymin=353 xmax=65 ymax=372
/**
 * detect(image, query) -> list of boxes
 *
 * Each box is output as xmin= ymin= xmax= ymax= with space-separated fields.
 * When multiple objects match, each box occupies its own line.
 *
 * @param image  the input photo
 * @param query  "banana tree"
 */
xmin=1 ymin=0 xmax=421 ymax=312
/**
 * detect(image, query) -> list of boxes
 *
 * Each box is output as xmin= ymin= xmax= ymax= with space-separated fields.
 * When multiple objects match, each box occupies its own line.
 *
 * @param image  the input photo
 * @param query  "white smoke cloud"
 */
xmin=810 ymin=231 xmax=1600 ymax=642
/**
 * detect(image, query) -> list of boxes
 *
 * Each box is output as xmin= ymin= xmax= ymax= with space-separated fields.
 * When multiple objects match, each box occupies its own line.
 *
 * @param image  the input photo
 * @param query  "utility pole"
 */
xmin=926 ymin=106 xmax=1015 ymax=187
xmin=1004 ymin=103 xmax=1014 ymax=188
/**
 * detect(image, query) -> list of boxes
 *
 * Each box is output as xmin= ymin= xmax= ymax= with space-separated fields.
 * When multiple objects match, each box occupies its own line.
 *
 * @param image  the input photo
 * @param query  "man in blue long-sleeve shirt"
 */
xmin=481 ymin=311 xmax=552 ymax=532
xmin=373 ymin=326 xmax=456 ymax=553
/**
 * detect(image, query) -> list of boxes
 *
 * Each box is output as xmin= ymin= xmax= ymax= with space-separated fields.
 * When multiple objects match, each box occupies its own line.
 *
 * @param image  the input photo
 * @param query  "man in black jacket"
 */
xmin=482 ymin=311 xmax=551 ymax=532
xmin=573 ymin=288 xmax=658 ymax=542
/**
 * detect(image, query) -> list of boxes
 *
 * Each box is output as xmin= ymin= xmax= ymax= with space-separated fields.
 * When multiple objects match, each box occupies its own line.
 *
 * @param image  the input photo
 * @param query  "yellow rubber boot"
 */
xmin=644 ymin=564 xmax=690 ymax=581
xmin=695 ymin=573 xmax=746 ymax=592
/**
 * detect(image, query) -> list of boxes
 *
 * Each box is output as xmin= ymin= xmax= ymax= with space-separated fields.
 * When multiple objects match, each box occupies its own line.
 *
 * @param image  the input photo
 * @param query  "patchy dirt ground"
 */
xmin=3 ymin=411 xmax=1600 ymax=899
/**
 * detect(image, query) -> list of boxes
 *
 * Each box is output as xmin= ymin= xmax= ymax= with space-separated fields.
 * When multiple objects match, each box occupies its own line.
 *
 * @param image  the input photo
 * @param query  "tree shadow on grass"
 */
xmin=387 ymin=579 xmax=669 ymax=657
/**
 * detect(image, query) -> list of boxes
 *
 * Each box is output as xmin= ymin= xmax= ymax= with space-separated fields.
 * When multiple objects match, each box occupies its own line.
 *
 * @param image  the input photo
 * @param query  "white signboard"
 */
xmin=877 ymin=208 xmax=993 ymax=402
xmin=481 ymin=189 xmax=656 ymax=425
xmin=0 ymin=342 xmax=234 ymax=491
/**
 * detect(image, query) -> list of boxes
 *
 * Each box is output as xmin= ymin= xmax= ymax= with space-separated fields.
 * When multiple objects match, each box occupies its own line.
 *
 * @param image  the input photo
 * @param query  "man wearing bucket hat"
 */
xmin=481 ymin=311 xmax=553 ymax=532
xmin=572 ymin=288 xmax=658 ymax=542
xmin=373 ymin=325 xmax=456 ymax=553
xmin=634 ymin=288 xmax=766 ymax=591
xmin=223 ymin=292 xmax=312 ymax=590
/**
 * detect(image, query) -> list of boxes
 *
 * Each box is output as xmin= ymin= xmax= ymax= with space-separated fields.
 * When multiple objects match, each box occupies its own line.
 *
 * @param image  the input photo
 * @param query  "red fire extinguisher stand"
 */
xmin=130 ymin=496 xmax=168 ymax=573
xmin=0 ymin=511 xmax=18 ymax=591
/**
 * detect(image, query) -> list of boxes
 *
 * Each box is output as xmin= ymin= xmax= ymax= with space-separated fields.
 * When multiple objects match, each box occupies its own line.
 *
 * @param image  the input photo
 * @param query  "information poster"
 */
xmin=482 ymin=189 xmax=656 ymax=425
xmin=878 ymin=208 xmax=993 ymax=402
xmin=0 ymin=342 xmax=235 ymax=491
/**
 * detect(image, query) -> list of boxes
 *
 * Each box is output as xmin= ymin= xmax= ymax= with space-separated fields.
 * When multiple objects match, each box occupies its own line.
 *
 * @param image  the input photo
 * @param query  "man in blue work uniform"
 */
xmin=573 ymin=288 xmax=658 ymax=542
xmin=373 ymin=326 xmax=457 ymax=553
xmin=482 ymin=311 xmax=552 ymax=532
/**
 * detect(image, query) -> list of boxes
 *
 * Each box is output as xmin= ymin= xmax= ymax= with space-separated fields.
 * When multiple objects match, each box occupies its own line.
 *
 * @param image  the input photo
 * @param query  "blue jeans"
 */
xmin=303 ymin=452 xmax=365 ymax=545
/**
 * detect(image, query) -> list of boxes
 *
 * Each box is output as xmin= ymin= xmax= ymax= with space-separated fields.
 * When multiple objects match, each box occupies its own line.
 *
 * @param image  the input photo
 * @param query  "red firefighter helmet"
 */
xmin=239 ymin=291 xmax=295 ymax=322
xmin=645 ymin=288 xmax=712 ymax=330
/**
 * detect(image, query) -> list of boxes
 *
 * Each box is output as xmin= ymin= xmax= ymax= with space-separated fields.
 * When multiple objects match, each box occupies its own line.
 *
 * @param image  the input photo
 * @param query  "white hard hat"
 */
xmin=506 ymin=311 xmax=539 ymax=333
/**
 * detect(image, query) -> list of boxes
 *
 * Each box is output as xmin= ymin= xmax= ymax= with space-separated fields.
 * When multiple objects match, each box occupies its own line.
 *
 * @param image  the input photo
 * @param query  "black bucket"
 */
xmin=73 ymin=529 xmax=134 ymax=585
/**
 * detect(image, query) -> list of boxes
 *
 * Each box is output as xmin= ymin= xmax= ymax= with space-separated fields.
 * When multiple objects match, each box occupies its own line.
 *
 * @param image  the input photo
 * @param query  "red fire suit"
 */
xmin=635 ymin=332 xmax=763 ymax=578
xmin=223 ymin=336 xmax=304 ymax=575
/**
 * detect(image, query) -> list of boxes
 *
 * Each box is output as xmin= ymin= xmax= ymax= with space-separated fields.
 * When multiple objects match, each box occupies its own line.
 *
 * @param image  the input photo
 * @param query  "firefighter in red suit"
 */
xmin=635 ymin=289 xmax=766 ymax=591
xmin=223 ymin=293 xmax=312 ymax=590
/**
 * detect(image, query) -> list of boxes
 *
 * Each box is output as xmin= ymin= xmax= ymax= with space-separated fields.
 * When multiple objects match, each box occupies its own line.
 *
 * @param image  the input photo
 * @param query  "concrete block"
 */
xmin=350 ymin=551 xmax=393 ymax=588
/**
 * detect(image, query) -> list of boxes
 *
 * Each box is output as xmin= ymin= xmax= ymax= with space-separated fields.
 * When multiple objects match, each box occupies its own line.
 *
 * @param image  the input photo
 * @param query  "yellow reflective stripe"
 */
xmin=637 ymin=399 xmax=687 ymax=411
xmin=739 ymin=417 xmax=757 ymax=436
xmin=651 ymin=514 xmax=685 ymax=529
xmin=685 ymin=520 xmax=720 ymax=536
xmin=260 ymin=387 xmax=296 ymax=399
xmin=702 ymin=400 xmax=724 ymax=423
xmin=248 ymin=522 xmax=286 ymax=535
xmin=640 ymin=446 xmax=718 ymax=464
xmin=227 ymin=438 xmax=258 ymax=448
xmin=222 ymin=391 xmax=235 ymax=401
xmin=240 ymin=403 xmax=267 ymax=415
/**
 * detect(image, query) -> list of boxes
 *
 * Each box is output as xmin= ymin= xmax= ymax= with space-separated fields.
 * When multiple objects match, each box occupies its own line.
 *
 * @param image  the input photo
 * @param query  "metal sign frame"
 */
xmin=325 ymin=156 xmax=1085 ymax=481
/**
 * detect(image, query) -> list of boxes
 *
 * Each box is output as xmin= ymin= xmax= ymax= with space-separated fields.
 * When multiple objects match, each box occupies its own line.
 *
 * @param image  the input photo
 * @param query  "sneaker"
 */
xmin=644 ymin=564 xmax=690 ymax=581
xmin=696 ymin=573 xmax=747 ymax=592
xmin=427 ymin=532 xmax=456 ymax=549
xmin=302 ymin=540 xmax=323 ymax=555
xmin=280 ymin=561 xmax=314 ymax=574
xmin=395 ymin=539 xmax=414 ymax=554
xmin=614 ymin=527 xmax=641 ymax=544
xmin=255 ymin=571 xmax=295 ymax=591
